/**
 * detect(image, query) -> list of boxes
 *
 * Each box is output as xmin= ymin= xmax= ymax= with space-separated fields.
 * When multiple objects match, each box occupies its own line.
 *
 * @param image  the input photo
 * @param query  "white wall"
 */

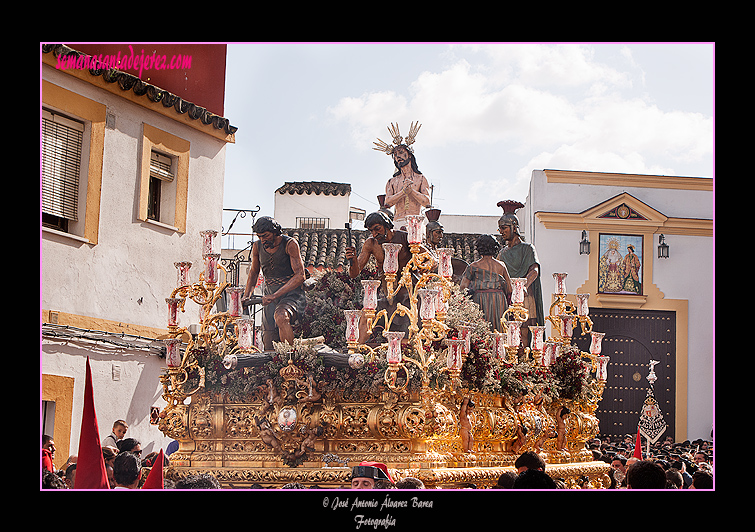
xmin=274 ymin=192 xmax=351 ymax=229
xmin=42 ymin=64 xmax=228 ymax=455
xmin=438 ymin=213 xmax=499 ymax=235
xmin=42 ymin=65 xmax=226 ymax=331
xmin=524 ymin=170 xmax=714 ymax=441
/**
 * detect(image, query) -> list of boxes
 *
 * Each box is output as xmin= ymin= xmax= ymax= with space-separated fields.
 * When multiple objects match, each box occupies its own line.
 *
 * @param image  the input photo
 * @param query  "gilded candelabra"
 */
xmin=160 ymin=230 xmax=259 ymax=408
xmin=344 ymin=214 xmax=460 ymax=393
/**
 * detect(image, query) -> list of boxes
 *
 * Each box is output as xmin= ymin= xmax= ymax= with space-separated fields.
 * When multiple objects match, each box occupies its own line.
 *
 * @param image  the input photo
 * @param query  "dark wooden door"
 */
xmin=572 ymin=308 xmax=676 ymax=441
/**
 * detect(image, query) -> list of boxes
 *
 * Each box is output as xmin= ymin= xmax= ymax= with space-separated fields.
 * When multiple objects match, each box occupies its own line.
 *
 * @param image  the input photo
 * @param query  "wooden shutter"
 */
xmin=42 ymin=109 xmax=84 ymax=221
xmin=150 ymin=151 xmax=174 ymax=182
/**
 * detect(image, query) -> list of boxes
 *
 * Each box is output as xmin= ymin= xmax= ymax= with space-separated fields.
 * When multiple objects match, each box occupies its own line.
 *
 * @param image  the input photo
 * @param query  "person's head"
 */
xmin=42 ymin=470 xmax=67 ymax=489
xmin=694 ymin=451 xmax=708 ymax=465
xmin=426 ymin=221 xmax=444 ymax=247
xmin=665 ymin=468 xmax=683 ymax=489
xmin=626 ymin=459 xmax=666 ymax=489
xmin=476 ymin=234 xmax=501 ymax=257
xmin=64 ymin=463 xmax=77 ymax=489
xmin=392 ymin=145 xmax=421 ymax=176
xmin=689 ymin=470 xmax=713 ymax=489
xmin=253 ymin=216 xmax=283 ymax=248
xmin=495 ymin=470 xmax=518 ymax=489
xmin=513 ymin=469 xmax=557 ymax=489
xmin=611 ymin=454 xmax=627 ymax=472
xmin=113 ymin=451 xmax=142 ymax=488
xmin=395 ymin=476 xmax=425 ymax=489
xmin=42 ymin=434 xmax=56 ymax=458
xmin=175 ymin=473 xmax=221 ymax=489
xmin=117 ymin=438 xmax=141 ymax=457
xmin=112 ymin=420 xmax=128 ymax=440
xmin=497 ymin=201 xmax=523 ymax=244
xmin=102 ymin=445 xmax=118 ymax=465
xmin=106 ymin=464 xmax=115 ymax=488
xmin=364 ymin=211 xmax=394 ymax=243
xmin=351 ymin=462 xmax=392 ymax=489
xmin=515 ymin=450 xmax=546 ymax=473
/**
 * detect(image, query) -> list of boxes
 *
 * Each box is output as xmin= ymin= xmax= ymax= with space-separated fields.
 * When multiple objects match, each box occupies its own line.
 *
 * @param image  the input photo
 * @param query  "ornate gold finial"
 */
xmin=373 ymin=121 xmax=422 ymax=155
xmin=279 ymin=358 xmax=305 ymax=382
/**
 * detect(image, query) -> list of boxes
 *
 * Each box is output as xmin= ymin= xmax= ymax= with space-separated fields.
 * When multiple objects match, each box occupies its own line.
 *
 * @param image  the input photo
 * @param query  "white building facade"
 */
xmin=517 ymin=169 xmax=713 ymax=442
xmin=41 ymin=45 xmax=235 ymax=468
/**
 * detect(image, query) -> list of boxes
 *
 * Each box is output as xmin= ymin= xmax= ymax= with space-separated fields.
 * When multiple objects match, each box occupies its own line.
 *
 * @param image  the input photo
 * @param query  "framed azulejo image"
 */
xmin=598 ymin=234 xmax=643 ymax=295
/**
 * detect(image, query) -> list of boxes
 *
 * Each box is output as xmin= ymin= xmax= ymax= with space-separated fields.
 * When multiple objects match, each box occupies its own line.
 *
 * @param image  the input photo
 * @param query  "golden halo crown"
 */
xmin=373 ymin=121 xmax=421 ymax=155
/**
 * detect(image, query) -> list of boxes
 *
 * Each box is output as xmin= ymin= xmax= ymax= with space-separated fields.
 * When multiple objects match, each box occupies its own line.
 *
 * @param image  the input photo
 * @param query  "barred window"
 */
xmin=297 ymin=217 xmax=329 ymax=230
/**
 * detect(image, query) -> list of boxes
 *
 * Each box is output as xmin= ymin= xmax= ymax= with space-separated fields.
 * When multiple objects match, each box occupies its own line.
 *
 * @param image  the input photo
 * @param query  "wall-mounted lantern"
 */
xmin=579 ymin=230 xmax=591 ymax=255
xmin=658 ymin=234 xmax=669 ymax=259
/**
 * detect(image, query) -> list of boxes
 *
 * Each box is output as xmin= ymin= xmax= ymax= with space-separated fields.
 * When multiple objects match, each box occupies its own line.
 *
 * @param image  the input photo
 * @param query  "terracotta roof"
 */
xmin=41 ymin=44 xmax=238 ymax=137
xmin=285 ymin=227 xmax=492 ymax=270
xmin=276 ymin=182 xmax=351 ymax=196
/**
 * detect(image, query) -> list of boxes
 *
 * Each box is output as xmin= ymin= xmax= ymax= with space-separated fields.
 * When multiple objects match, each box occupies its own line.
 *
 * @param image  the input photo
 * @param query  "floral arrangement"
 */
xmin=191 ymin=269 xmax=595 ymax=407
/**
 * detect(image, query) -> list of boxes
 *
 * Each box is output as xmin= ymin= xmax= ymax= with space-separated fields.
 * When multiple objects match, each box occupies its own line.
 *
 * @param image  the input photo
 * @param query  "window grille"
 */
xmin=296 ymin=217 xmax=329 ymax=230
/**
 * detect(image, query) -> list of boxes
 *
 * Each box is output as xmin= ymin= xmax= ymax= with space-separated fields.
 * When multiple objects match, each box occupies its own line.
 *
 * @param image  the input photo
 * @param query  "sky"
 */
xmin=220 ymin=42 xmax=714 ymax=247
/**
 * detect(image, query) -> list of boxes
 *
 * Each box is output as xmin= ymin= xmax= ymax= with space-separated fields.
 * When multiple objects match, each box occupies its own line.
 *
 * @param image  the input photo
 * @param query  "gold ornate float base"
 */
xmin=159 ymin=386 xmax=611 ymax=489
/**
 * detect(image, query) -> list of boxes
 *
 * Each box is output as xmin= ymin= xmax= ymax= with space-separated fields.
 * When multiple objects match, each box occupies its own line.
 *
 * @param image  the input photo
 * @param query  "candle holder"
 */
xmin=226 ymin=286 xmax=245 ymax=317
xmin=418 ymin=287 xmax=438 ymax=323
xmin=529 ymin=325 xmax=546 ymax=365
xmin=166 ymin=297 xmax=184 ymax=331
xmin=175 ymin=261 xmax=192 ymax=290
xmin=553 ymin=272 xmax=568 ymax=296
xmin=491 ymin=332 xmax=507 ymax=364
xmin=200 ymin=229 xmax=218 ymax=256
xmin=343 ymin=309 xmax=361 ymax=348
xmin=235 ymin=317 xmax=255 ymax=352
xmin=504 ymin=320 xmax=522 ymax=364
xmin=383 ymin=331 xmax=408 ymax=390
xmin=596 ymin=355 xmax=610 ymax=381
xmin=558 ymin=314 xmax=575 ymax=341
xmin=405 ymin=214 xmax=425 ymax=245
xmin=164 ymin=337 xmax=183 ymax=367
xmin=511 ymin=278 xmax=527 ymax=306
xmin=589 ymin=331 xmax=605 ymax=355
xmin=382 ymin=242 xmax=402 ymax=302
xmin=458 ymin=322 xmax=472 ymax=357
xmin=574 ymin=293 xmax=594 ymax=335
xmin=361 ymin=279 xmax=381 ymax=311
xmin=542 ymin=341 xmax=556 ymax=366
xmin=444 ymin=338 xmax=466 ymax=386
xmin=428 ymin=281 xmax=448 ymax=322
xmin=437 ymin=247 xmax=454 ymax=278
xmin=203 ymin=253 xmax=220 ymax=286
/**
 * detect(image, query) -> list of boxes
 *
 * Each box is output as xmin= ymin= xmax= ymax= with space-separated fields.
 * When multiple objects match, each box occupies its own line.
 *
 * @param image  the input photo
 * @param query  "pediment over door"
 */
xmin=536 ymin=192 xmax=711 ymax=236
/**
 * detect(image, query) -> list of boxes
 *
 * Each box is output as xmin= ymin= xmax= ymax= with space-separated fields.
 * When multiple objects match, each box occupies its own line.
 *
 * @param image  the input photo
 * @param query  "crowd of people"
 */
xmin=42 ymin=419 xmax=713 ymax=490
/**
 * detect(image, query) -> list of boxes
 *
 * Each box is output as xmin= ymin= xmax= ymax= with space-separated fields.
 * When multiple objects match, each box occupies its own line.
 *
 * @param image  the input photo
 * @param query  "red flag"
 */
xmin=141 ymin=448 xmax=164 ymax=489
xmin=633 ymin=427 xmax=643 ymax=460
xmin=74 ymin=357 xmax=110 ymax=489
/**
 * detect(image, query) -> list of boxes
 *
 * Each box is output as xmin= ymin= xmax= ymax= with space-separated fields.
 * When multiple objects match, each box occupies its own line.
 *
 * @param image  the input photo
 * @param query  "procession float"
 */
xmin=157 ymin=221 xmax=613 ymax=488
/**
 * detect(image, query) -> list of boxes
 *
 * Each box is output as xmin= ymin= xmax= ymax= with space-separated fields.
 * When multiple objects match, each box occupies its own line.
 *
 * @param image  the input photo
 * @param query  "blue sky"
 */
xmin=220 ymin=43 xmax=714 ymax=246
